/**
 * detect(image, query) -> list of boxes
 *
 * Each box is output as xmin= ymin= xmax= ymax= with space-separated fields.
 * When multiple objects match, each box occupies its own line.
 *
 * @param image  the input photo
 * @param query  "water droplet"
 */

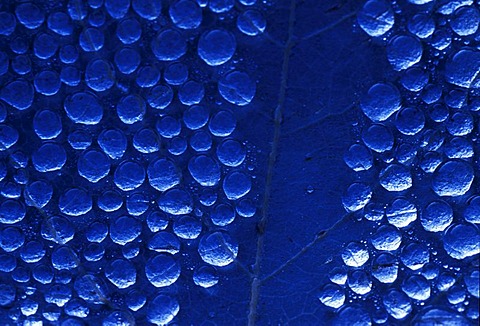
xmin=443 ymin=223 xmax=480 ymax=259
xmin=145 ymin=254 xmax=180 ymax=287
xmin=432 ymin=160 xmax=474 ymax=197
xmin=105 ymin=259 xmax=136 ymax=289
xmin=341 ymin=242 xmax=369 ymax=267
xmin=218 ymin=71 xmax=256 ymax=106
xmin=147 ymin=295 xmax=179 ymax=325
xmin=198 ymin=231 xmax=238 ymax=267
xmin=386 ymin=35 xmax=423 ymax=71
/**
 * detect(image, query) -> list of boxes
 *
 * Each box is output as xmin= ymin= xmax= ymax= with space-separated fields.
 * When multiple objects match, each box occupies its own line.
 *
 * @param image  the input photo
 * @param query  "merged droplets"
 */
xmin=0 ymin=0 xmax=262 ymax=323
xmin=322 ymin=1 xmax=480 ymax=322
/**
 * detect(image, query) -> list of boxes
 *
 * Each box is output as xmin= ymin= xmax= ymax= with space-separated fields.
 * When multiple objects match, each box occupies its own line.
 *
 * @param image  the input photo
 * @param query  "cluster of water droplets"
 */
xmin=319 ymin=0 xmax=479 ymax=324
xmin=0 ymin=0 xmax=266 ymax=324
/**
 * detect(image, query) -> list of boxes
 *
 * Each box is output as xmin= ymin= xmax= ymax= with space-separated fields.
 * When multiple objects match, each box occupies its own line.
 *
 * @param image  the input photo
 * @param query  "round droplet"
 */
xmin=383 ymin=289 xmax=412 ymax=320
xmin=198 ymin=29 xmax=236 ymax=66
xmin=193 ymin=266 xmax=219 ymax=288
xmin=145 ymin=254 xmax=180 ymax=287
xmin=104 ymin=0 xmax=130 ymax=19
xmin=79 ymin=27 xmax=104 ymax=52
xmin=443 ymin=223 xmax=480 ymax=260
xmin=183 ymin=105 xmax=209 ymax=130
xmin=190 ymin=130 xmax=212 ymax=152
xmin=208 ymin=0 xmax=234 ymax=13
xmin=0 ymin=79 xmax=34 ymax=110
xmin=420 ymin=201 xmax=453 ymax=232
xmin=0 ymin=12 xmax=16 ymax=36
xmin=432 ymin=160 xmax=474 ymax=197
xmin=126 ymin=193 xmax=150 ymax=216
xmin=347 ymin=270 xmax=372 ymax=295
xmin=362 ymin=124 xmax=394 ymax=152
xmin=133 ymin=128 xmax=160 ymax=153
xmin=78 ymin=150 xmax=110 ymax=183
xmin=64 ymin=92 xmax=103 ymax=125
xmin=15 ymin=3 xmax=44 ymax=29
xmin=342 ymin=183 xmax=372 ymax=212
xmin=387 ymin=35 xmax=422 ymax=71
xmin=41 ymin=216 xmax=75 ymax=245
xmin=357 ymin=0 xmax=394 ymax=37
xmin=68 ymin=130 xmax=92 ymax=150
xmin=148 ymin=232 xmax=180 ymax=255
xmin=371 ymin=224 xmax=402 ymax=251
xmin=211 ymin=203 xmax=235 ymax=226
xmin=450 ymin=6 xmax=479 ymax=36
xmin=32 ymin=143 xmax=67 ymax=173
xmin=343 ymin=144 xmax=372 ymax=171
xmin=318 ymin=284 xmax=345 ymax=308
xmin=223 ymin=171 xmax=251 ymax=200
xmin=85 ymin=59 xmax=115 ymax=92
xmin=116 ymin=94 xmax=145 ymax=125
xmin=372 ymin=253 xmax=398 ymax=283
xmin=0 ymin=227 xmax=24 ymax=252
xmin=98 ymin=129 xmax=127 ymax=160
xmin=105 ymin=259 xmax=136 ymax=289
xmin=444 ymin=49 xmax=480 ymax=89
xmin=164 ymin=63 xmax=188 ymax=86
xmin=0 ymin=125 xmax=19 ymax=151
xmin=157 ymin=189 xmax=193 ymax=215
xmin=147 ymin=158 xmax=181 ymax=192
xmin=341 ymin=242 xmax=369 ymax=267
xmin=237 ymin=10 xmax=266 ymax=36
xmin=173 ymin=215 xmax=202 ymax=239
xmin=464 ymin=196 xmax=480 ymax=224
xmin=47 ymin=12 xmax=73 ymax=36
xmin=395 ymin=107 xmax=425 ymax=135
xmin=169 ymin=0 xmax=202 ymax=29
xmin=24 ymin=180 xmax=53 ymax=208
xmin=116 ymin=18 xmax=141 ymax=44
xmin=379 ymin=164 xmax=412 ymax=192
xmin=85 ymin=222 xmax=108 ymax=243
xmin=178 ymin=80 xmax=205 ymax=105
xmin=400 ymin=242 xmax=429 ymax=270
xmin=132 ymin=0 xmax=161 ymax=20
xmin=218 ymin=71 xmax=256 ymax=106
xmin=147 ymin=295 xmax=179 ymax=325
xmin=58 ymin=188 xmax=92 ymax=216
xmin=114 ymin=47 xmax=140 ymax=75
xmin=147 ymin=211 xmax=169 ymax=233
xmin=151 ymin=29 xmax=186 ymax=61
xmin=98 ymin=190 xmax=123 ymax=213
xmin=217 ymin=139 xmax=246 ymax=167
xmin=126 ymin=290 xmax=146 ymax=312
xmin=34 ymin=70 xmax=61 ymax=96
xmin=386 ymin=198 xmax=417 ymax=228
xmin=402 ymin=275 xmax=431 ymax=301
xmin=198 ymin=232 xmax=238 ymax=267
xmin=33 ymin=110 xmax=62 ymax=140
xmin=188 ymin=155 xmax=221 ymax=187
xmin=20 ymin=241 xmax=45 ymax=263
xmin=147 ymin=85 xmax=174 ymax=109
xmin=408 ymin=13 xmax=435 ymax=39
xmin=136 ymin=65 xmax=160 ymax=88
xmin=446 ymin=111 xmax=474 ymax=136
xmin=0 ymin=284 xmax=16 ymax=306
xmin=51 ymin=246 xmax=78 ymax=270
xmin=110 ymin=216 xmax=141 ymax=245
